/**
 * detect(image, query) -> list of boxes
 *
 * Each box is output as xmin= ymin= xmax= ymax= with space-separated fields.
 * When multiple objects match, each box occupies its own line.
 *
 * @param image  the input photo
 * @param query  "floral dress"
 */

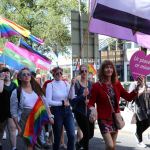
xmin=98 ymin=85 xmax=118 ymax=134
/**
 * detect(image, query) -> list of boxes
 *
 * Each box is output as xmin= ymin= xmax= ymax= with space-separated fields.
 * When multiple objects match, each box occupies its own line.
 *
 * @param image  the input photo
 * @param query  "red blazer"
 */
xmin=88 ymin=81 xmax=137 ymax=120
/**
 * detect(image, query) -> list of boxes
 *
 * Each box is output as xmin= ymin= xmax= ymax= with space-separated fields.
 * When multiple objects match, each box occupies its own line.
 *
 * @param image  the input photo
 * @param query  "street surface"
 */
xmin=2 ymin=110 xmax=150 ymax=149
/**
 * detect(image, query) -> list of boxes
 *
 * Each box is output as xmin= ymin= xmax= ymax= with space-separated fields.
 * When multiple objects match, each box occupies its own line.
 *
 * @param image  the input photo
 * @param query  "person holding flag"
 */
xmin=71 ymin=64 xmax=94 ymax=150
xmin=10 ymin=67 xmax=54 ymax=150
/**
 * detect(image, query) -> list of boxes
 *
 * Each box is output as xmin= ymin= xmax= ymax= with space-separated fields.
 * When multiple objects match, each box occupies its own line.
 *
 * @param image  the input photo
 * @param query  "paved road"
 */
xmin=2 ymin=127 xmax=150 ymax=150
xmin=2 ymin=110 xmax=150 ymax=149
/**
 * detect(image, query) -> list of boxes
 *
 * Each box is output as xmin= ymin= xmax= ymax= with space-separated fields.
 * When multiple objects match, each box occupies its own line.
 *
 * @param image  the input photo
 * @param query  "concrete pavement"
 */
xmin=90 ymin=108 xmax=150 ymax=149
xmin=2 ymin=108 xmax=150 ymax=149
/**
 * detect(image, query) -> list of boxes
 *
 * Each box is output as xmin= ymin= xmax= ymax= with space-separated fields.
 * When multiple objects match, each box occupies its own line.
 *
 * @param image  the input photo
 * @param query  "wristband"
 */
xmin=49 ymin=114 xmax=54 ymax=119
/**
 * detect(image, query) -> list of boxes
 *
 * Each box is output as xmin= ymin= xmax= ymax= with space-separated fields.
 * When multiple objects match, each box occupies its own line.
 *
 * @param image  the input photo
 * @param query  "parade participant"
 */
xmin=129 ymin=78 xmax=150 ymax=148
xmin=71 ymin=64 xmax=94 ymax=150
xmin=31 ymin=70 xmax=51 ymax=149
xmin=0 ymin=67 xmax=17 ymax=150
xmin=10 ymin=67 xmax=54 ymax=150
xmin=88 ymin=60 xmax=144 ymax=150
xmin=11 ymin=70 xmax=19 ymax=87
xmin=46 ymin=66 xmax=75 ymax=150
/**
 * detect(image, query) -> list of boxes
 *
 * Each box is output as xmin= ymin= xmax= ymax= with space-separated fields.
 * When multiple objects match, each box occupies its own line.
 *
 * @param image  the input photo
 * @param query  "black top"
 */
xmin=71 ymin=80 xmax=92 ymax=116
xmin=0 ymin=82 xmax=17 ymax=122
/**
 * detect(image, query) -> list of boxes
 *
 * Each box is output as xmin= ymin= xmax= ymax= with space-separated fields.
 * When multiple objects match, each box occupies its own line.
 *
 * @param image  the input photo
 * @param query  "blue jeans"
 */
xmin=51 ymin=106 xmax=75 ymax=150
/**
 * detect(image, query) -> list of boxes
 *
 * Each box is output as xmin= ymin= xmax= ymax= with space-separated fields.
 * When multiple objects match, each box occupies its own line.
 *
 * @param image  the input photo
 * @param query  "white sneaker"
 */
xmin=137 ymin=142 xmax=147 ymax=148
xmin=2 ymin=131 xmax=6 ymax=140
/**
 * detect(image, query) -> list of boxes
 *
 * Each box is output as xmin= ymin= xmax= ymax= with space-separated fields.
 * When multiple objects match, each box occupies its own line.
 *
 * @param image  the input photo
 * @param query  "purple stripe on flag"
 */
xmin=88 ymin=0 xmax=150 ymax=49
xmin=93 ymin=3 xmax=150 ymax=35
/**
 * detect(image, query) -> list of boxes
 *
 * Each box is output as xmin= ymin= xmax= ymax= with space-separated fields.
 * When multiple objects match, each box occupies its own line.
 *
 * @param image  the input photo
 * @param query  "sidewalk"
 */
xmin=121 ymin=109 xmax=150 ymax=135
xmin=93 ymin=110 xmax=150 ymax=149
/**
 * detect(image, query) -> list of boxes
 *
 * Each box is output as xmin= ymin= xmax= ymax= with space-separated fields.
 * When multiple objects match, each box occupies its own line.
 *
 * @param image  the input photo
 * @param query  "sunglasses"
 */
xmin=55 ymin=72 xmax=62 ymax=76
xmin=81 ymin=70 xmax=87 ymax=73
xmin=21 ymin=73 xmax=31 ymax=77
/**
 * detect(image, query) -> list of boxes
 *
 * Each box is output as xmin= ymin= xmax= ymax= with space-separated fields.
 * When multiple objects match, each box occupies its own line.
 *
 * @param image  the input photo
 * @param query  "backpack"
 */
xmin=42 ymin=79 xmax=53 ymax=93
xmin=16 ymin=86 xmax=21 ymax=107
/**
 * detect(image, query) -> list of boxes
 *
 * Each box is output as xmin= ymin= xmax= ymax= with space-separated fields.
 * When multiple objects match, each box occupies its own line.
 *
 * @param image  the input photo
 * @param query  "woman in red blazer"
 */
xmin=88 ymin=60 xmax=144 ymax=150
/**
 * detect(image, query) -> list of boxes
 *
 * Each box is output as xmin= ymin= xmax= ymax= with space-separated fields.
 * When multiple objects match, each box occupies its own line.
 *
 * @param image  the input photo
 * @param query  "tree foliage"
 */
xmin=0 ymin=0 xmax=79 ymax=54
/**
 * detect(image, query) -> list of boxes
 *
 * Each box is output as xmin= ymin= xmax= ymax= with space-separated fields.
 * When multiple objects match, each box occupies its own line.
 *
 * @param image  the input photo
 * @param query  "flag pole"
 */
xmin=68 ymin=61 xmax=79 ymax=101
xmin=84 ymin=0 xmax=91 ymax=116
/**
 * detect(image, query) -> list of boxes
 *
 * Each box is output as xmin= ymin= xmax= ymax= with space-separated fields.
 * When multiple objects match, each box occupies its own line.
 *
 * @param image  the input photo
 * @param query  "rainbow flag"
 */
xmin=23 ymin=97 xmax=49 ymax=145
xmin=88 ymin=64 xmax=97 ymax=75
xmin=0 ymin=48 xmax=3 ymax=55
xmin=0 ymin=42 xmax=51 ymax=70
xmin=0 ymin=21 xmax=19 ymax=38
xmin=0 ymin=42 xmax=36 ymax=70
xmin=0 ymin=17 xmax=44 ymax=44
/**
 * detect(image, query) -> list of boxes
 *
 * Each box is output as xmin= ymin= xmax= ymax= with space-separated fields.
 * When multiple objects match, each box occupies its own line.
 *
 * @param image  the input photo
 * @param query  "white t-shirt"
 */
xmin=46 ymin=80 xmax=70 ymax=106
xmin=22 ymin=89 xmax=38 ymax=108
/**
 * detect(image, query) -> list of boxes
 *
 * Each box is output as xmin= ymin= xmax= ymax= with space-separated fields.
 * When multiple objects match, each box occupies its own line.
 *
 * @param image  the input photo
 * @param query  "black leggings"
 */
xmin=136 ymin=115 xmax=149 ymax=142
xmin=75 ymin=112 xmax=94 ymax=150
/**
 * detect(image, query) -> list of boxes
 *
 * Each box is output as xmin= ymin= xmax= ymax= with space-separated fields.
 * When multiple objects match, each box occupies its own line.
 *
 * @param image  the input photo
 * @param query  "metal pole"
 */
xmin=115 ymin=40 xmax=118 ymax=65
xmin=79 ymin=0 xmax=83 ymax=65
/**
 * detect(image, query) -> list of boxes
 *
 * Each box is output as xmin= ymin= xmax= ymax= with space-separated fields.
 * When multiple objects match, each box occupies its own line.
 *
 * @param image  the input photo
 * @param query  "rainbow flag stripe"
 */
xmin=4 ymin=46 xmax=35 ymax=69
xmin=0 ymin=21 xmax=19 ymax=38
xmin=23 ymin=97 xmax=49 ymax=145
xmin=88 ymin=64 xmax=97 ymax=75
xmin=1 ymin=17 xmax=30 ymax=37
xmin=0 ymin=42 xmax=36 ymax=70
xmin=0 ymin=17 xmax=44 ymax=44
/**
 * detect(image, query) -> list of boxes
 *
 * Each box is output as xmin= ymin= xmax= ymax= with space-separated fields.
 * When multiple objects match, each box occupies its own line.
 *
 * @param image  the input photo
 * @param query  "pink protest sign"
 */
xmin=130 ymin=50 xmax=150 ymax=80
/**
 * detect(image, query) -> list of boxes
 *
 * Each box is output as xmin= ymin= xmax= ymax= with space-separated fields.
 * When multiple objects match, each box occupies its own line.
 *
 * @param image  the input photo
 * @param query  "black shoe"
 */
xmin=42 ymin=143 xmax=51 ymax=149
xmin=75 ymin=142 xmax=81 ymax=150
xmin=0 ymin=145 xmax=2 ymax=150
xmin=135 ymin=133 xmax=141 ymax=143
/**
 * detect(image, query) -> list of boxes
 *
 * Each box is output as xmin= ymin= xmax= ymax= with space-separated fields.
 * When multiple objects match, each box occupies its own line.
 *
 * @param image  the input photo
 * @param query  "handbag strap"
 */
xmin=99 ymin=81 xmax=115 ymax=113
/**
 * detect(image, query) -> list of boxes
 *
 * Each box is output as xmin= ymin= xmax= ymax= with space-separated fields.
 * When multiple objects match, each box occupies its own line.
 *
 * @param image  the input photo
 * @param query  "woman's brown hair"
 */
xmin=98 ymin=60 xmax=118 ymax=83
xmin=51 ymin=66 xmax=63 ymax=77
xmin=17 ymin=68 xmax=45 ymax=96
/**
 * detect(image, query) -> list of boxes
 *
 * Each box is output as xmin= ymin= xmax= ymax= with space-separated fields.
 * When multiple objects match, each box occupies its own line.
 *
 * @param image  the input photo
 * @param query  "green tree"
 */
xmin=0 ymin=0 xmax=79 ymax=54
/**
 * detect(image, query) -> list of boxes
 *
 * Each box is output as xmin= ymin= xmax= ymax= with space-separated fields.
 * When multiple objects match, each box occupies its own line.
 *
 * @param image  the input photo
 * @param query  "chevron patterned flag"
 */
xmin=89 ymin=0 xmax=150 ymax=49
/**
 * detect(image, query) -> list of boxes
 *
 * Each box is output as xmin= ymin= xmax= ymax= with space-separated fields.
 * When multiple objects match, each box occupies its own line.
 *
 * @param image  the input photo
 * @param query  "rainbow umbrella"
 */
xmin=0 ymin=17 xmax=44 ymax=45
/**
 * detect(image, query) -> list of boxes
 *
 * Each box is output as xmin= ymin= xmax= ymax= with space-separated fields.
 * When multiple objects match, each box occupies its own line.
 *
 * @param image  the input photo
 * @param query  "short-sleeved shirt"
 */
xmin=0 ymin=82 xmax=17 ymax=122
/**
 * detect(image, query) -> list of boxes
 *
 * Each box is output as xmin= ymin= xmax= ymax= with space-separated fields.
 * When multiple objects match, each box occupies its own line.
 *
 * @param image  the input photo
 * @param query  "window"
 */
xmin=125 ymin=43 xmax=131 ymax=49
xmin=134 ymin=43 xmax=139 ymax=48
xmin=127 ymin=64 xmax=133 ymax=81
